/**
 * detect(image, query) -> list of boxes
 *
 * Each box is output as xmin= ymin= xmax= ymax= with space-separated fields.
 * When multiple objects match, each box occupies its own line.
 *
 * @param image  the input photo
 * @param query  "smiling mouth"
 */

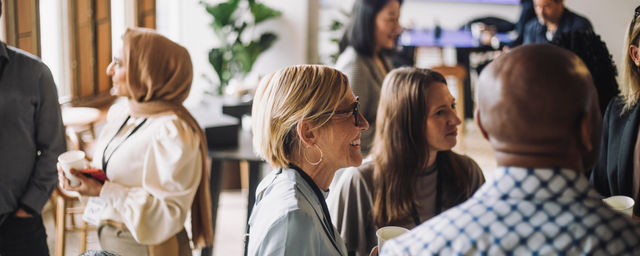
xmin=350 ymin=139 xmax=361 ymax=146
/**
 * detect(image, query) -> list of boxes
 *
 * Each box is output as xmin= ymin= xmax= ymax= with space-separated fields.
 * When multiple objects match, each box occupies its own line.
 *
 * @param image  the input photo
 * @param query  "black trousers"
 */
xmin=0 ymin=214 xmax=49 ymax=256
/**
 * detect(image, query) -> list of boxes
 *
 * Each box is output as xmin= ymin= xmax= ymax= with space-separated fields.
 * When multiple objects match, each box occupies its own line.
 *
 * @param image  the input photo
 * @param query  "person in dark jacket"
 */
xmin=522 ymin=0 xmax=592 ymax=44
xmin=591 ymin=5 xmax=640 ymax=217
xmin=0 ymin=0 xmax=66 ymax=254
xmin=551 ymin=30 xmax=619 ymax=115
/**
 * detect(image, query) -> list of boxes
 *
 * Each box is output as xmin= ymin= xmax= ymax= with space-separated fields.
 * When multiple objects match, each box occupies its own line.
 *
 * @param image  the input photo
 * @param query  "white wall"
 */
xmin=565 ymin=0 xmax=637 ymax=78
xmin=156 ymin=0 xmax=311 ymax=104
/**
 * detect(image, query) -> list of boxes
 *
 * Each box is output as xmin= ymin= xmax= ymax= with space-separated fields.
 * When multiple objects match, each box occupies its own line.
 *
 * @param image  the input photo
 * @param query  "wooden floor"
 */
xmin=42 ymin=119 xmax=497 ymax=256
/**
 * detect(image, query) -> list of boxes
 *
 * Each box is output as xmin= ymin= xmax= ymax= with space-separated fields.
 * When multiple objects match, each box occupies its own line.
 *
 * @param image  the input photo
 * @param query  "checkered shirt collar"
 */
xmin=476 ymin=166 xmax=600 ymax=201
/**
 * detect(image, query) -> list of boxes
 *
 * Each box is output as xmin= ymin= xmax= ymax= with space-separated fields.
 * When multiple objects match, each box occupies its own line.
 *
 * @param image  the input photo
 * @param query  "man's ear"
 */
xmin=475 ymin=109 xmax=490 ymax=141
xmin=579 ymin=112 xmax=594 ymax=152
xmin=296 ymin=120 xmax=318 ymax=147
xmin=630 ymin=45 xmax=640 ymax=67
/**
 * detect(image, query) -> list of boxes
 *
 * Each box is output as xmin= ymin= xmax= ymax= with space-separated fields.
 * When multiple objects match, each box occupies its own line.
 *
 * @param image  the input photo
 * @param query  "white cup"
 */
xmin=376 ymin=226 xmax=409 ymax=250
xmin=58 ymin=150 xmax=86 ymax=187
xmin=603 ymin=195 xmax=634 ymax=217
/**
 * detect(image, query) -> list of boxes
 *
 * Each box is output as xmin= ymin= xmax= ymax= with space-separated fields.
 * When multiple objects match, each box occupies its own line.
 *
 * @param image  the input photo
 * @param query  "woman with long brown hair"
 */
xmin=327 ymin=67 xmax=484 ymax=256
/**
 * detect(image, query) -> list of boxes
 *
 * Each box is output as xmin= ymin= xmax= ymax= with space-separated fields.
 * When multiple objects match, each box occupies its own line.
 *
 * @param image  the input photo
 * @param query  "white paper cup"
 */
xmin=376 ymin=226 xmax=409 ymax=250
xmin=603 ymin=195 xmax=634 ymax=217
xmin=58 ymin=150 xmax=86 ymax=187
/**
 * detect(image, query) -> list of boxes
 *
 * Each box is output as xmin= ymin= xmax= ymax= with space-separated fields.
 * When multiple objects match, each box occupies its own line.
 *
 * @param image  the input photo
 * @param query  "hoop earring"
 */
xmin=303 ymin=144 xmax=323 ymax=166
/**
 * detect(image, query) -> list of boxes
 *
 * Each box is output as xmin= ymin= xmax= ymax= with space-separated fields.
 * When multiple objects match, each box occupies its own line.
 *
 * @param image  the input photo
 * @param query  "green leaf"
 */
xmin=330 ymin=20 xmax=343 ymax=31
xmin=257 ymin=32 xmax=278 ymax=50
xmin=250 ymin=2 xmax=281 ymax=24
xmin=209 ymin=48 xmax=227 ymax=87
xmin=202 ymin=0 xmax=240 ymax=28
xmin=233 ymin=33 xmax=278 ymax=74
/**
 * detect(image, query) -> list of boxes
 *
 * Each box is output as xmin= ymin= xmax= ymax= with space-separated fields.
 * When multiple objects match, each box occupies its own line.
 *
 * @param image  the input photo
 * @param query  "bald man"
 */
xmin=381 ymin=44 xmax=640 ymax=255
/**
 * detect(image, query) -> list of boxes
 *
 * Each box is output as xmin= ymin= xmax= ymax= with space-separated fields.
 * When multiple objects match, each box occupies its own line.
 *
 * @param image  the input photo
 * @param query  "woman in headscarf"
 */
xmin=58 ymin=27 xmax=212 ymax=255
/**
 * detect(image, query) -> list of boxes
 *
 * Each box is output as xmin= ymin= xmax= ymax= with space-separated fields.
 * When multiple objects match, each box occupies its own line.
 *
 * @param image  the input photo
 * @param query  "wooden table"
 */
xmin=201 ymin=129 xmax=264 ymax=256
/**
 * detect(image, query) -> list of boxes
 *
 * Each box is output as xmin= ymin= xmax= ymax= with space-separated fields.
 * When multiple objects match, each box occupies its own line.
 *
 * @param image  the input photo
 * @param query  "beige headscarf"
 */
xmin=118 ymin=27 xmax=213 ymax=248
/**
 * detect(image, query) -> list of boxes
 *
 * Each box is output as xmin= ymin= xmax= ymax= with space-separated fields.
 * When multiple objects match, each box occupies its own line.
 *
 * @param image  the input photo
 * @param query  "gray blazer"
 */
xmin=335 ymin=47 xmax=391 ymax=155
xmin=247 ymin=168 xmax=348 ymax=256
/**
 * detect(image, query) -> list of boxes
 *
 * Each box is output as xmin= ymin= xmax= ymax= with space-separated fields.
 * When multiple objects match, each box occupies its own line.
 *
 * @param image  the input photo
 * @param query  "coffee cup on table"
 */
xmin=376 ymin=226 xmax=409 ymax=250
xmin=603 ymin=195 xmax=634 ymax=217
xmin=58 ymin=150 xmax=86 ymax=187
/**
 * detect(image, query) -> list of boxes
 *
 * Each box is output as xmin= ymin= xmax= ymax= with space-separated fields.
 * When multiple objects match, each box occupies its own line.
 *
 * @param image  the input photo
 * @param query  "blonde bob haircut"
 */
xmin=252 ymin=65 xmax=349 ymax=168
xmin=621 ymin=11 xmax=640 ymax=112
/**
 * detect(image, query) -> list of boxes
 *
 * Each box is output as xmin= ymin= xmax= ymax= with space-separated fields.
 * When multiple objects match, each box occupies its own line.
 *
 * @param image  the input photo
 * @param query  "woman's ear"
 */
xmin=296 ymin=120 xmax=318 ymax=147
xmin=630 ymin=45 xmax=640 ymax=66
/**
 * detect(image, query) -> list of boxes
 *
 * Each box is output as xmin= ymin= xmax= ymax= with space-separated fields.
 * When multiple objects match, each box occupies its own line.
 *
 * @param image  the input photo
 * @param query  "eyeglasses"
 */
xmin=322 ymin=96 xmax=361 ymax=126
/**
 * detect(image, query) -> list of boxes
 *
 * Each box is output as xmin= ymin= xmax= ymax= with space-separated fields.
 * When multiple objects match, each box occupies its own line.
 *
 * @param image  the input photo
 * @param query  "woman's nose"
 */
xmin=358 ymin=112 xmax=370 ymax=131
xmin=449 ymin=112 xmax=462 ymax=126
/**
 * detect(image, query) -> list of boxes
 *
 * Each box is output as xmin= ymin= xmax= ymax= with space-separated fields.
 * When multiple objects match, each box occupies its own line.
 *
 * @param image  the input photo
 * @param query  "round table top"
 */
xmin=62 ymin=107 xmax=101 ymax=126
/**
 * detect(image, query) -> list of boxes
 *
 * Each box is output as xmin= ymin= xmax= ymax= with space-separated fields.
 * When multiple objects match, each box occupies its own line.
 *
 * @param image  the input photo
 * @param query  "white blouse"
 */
xmin=84 ymin=102 xmax=202 ymax=245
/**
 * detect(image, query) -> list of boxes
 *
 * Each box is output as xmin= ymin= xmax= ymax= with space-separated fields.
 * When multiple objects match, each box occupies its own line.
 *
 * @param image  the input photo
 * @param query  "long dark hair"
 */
xmin=551 ymin=30 xmax=619 ymax=114
xmin=371 ymin=67 xmax=474 ymax=227
xmin=339 ymin=0 xmax=403 ymax=57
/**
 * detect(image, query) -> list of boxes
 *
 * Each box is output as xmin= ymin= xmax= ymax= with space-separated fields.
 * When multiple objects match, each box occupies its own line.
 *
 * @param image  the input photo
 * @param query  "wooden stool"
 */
xmin=51 ymin=186 xmax=96 ymax=256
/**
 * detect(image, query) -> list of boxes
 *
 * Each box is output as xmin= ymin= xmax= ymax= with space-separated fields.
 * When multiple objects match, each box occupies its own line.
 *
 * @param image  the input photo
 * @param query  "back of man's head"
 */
xmin=476 ymin=44 xmax=601 ymax=171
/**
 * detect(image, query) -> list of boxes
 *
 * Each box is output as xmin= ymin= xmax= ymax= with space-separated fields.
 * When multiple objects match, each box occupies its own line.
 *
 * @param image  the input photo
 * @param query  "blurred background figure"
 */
xmin=551 ymin=30 xmax=619 ymax=115
xmin=523 ymin=0 xmax=592 ymax=44
xmin=336 ymin=0 xmax=403 ymax=155
xmin=328 ymin=67 xmax=484 ymax=256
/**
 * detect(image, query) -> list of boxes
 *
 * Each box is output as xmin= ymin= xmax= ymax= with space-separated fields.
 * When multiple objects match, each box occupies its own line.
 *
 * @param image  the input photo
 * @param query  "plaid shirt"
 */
xmin=381 ymin=167 xmax=640 ymax=255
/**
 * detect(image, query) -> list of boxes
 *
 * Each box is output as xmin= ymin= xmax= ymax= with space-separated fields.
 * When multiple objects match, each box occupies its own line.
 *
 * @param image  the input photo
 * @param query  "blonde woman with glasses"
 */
xmin=591 ymin=6 xmax=640 ymax=219
xmin=247 ymin=65 xmax=369 ymax=255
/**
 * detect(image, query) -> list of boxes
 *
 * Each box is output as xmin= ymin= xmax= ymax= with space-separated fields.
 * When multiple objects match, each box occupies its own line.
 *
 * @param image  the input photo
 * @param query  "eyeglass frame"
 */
xmin=319 ymin=96 xmax=361 ymax=127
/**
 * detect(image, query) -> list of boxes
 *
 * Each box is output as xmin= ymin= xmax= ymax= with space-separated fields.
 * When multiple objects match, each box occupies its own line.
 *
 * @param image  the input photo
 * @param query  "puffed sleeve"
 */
xmin=99 ymin=117 xmax=202 ymax=244
xmin=327 ymin=166 xmax=377 ymax=256
xmin=253 ymin=209 xmax=334 ymax=256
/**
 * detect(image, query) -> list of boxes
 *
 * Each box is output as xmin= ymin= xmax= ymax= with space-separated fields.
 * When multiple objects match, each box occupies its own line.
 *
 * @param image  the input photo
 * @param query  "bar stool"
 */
xmin=61 ymin=106 xmax=102 ymax=160
xmin=51 ymin=186 xmax=96 ymax=256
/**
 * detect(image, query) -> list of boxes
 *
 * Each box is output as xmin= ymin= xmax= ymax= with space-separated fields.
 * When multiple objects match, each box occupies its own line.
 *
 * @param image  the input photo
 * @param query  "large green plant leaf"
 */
xmin=202 ymin=0 xmax=280 ymax=95
xmin=209 ymin=48 xmax=231 ymax=93
xmin=250 ymin=2 xmax=281 ymax=24
xmin=202 ymin=0 xmax=240 ymax=28
xmin=233 ymin=32 xmax=278 ymax=74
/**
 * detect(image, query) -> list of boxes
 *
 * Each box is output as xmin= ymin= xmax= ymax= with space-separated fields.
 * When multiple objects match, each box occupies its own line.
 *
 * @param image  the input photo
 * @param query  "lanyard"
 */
xmin=288 ymin=164 xmax=342 ymax=254
xmin=410 ymin=165 xmax=442 ymax=226
xmin=101 ymin=116 xmax=147 ymax=173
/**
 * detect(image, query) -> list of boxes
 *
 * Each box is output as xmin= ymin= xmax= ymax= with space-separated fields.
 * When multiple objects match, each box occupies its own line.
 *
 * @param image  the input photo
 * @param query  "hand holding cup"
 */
xmin=58 ymin=150 xmax=86 ymax=187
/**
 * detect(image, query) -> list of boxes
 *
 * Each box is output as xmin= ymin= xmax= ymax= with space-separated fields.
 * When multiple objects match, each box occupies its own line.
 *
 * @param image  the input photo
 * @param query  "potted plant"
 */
xmin=201 ymin=0 xmax=281 ymax=95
